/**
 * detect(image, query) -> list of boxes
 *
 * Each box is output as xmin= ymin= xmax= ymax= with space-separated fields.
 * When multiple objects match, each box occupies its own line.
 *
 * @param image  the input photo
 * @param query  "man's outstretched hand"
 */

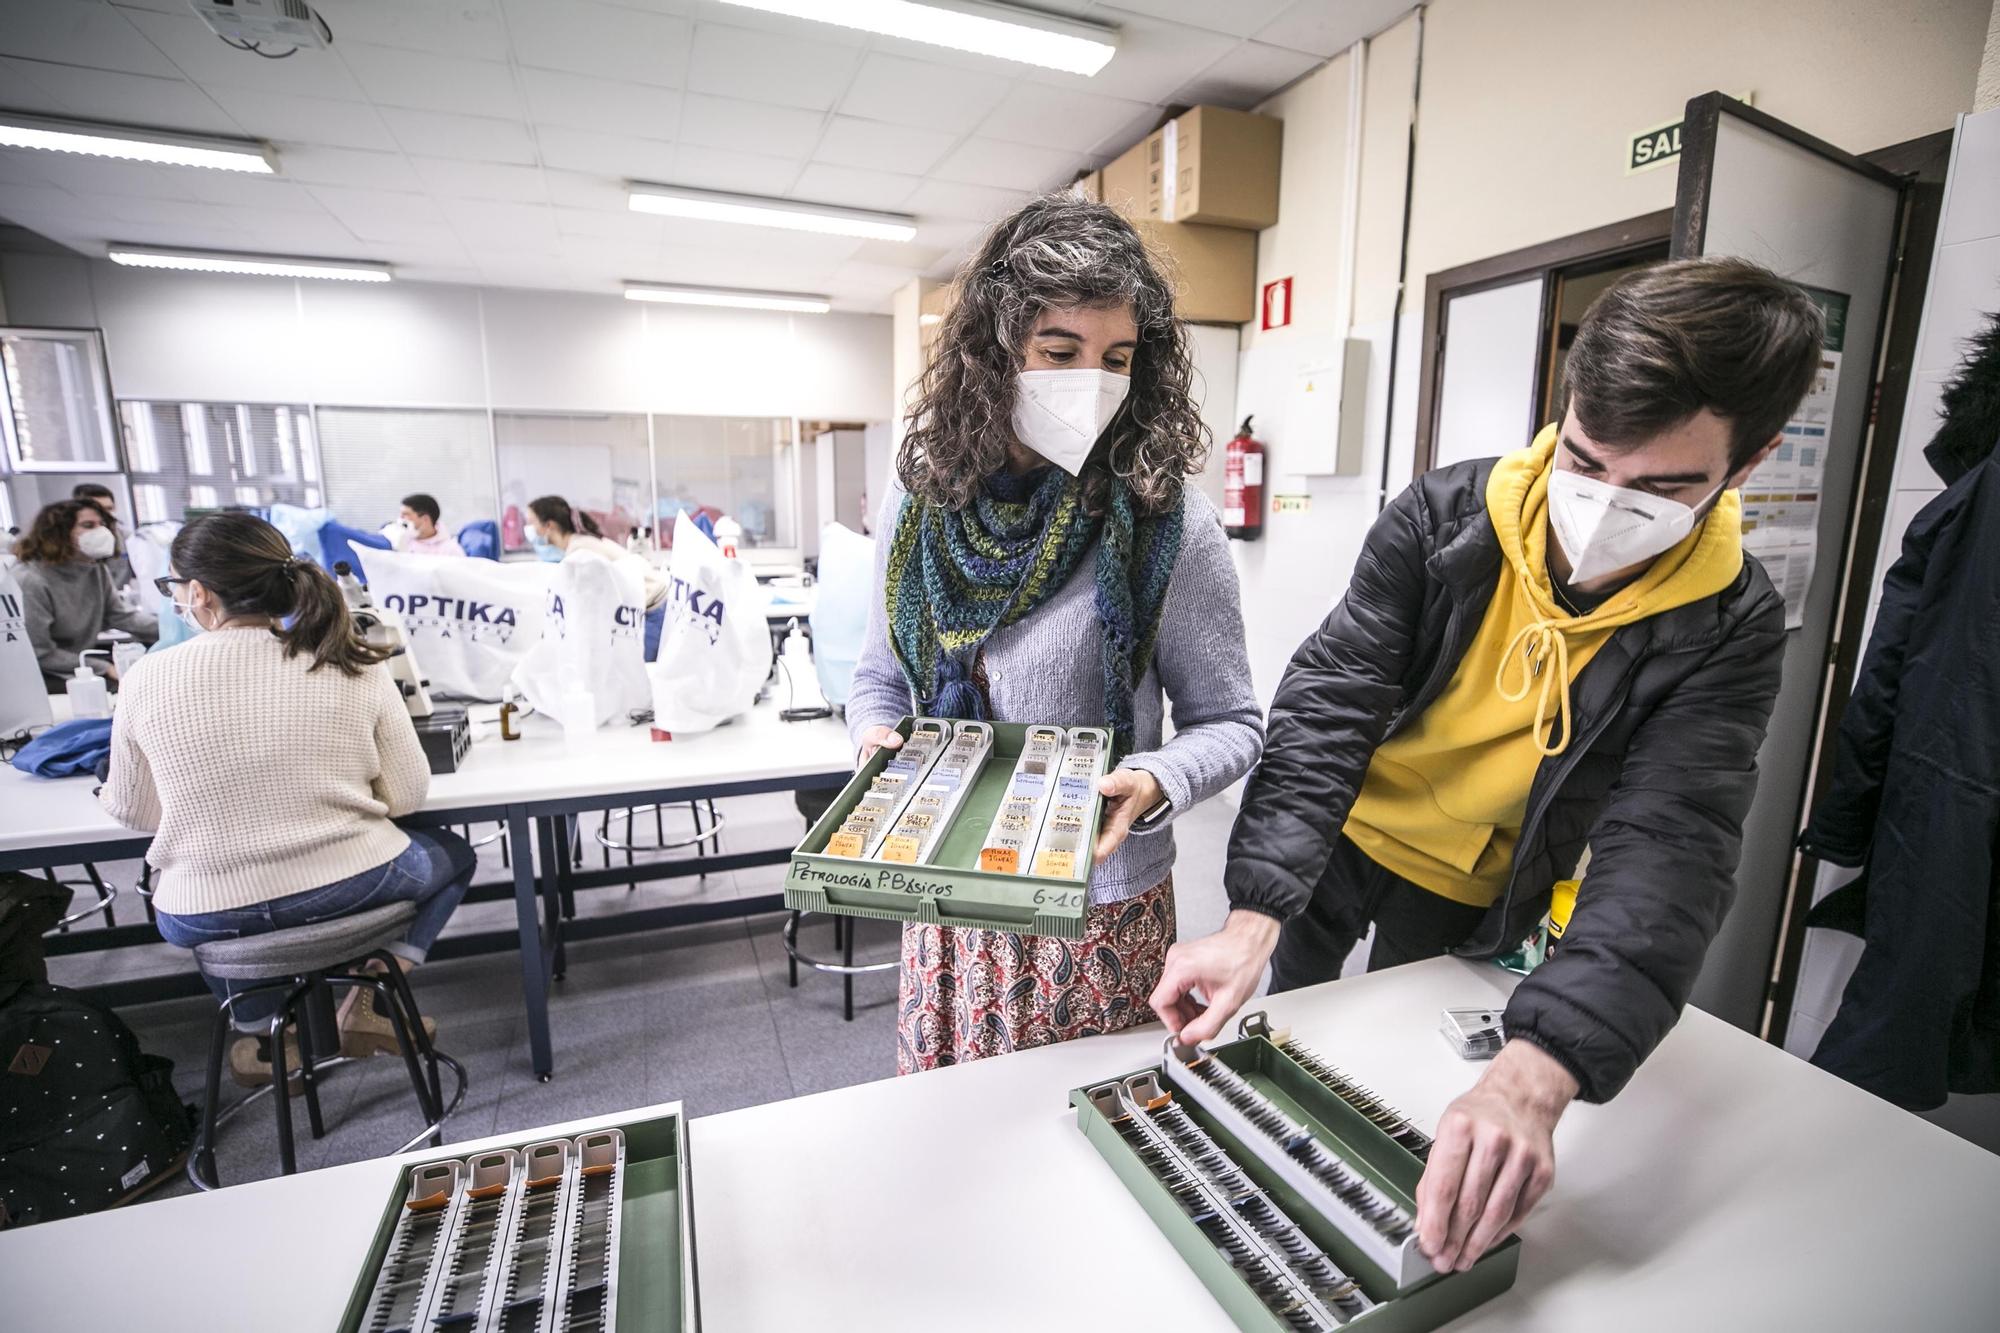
xmin=1415 ymin=1039 xmax=1578 ymax=1271
xmin=1148 ymin=910 xmax=1281 ymax=1044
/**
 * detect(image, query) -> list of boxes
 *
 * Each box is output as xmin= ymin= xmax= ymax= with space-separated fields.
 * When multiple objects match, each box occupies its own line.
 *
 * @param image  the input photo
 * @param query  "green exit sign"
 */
xmin=1628 ymin=119 xmax=1683 ymax=174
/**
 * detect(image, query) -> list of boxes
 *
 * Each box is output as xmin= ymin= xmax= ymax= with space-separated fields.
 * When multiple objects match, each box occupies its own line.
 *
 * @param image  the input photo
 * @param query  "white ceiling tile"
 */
xmin=553 ymin=206 xmax=669 ymax=243
xmin=282 ymin=145 xmax=426 ymax=192
xmin=77 ymin=194 xmax=253 ymax=232
xmin=7 ymin=61 xmax=245 ymax=135
xmin=0 ymin=0 xmax=186 ymax=78
xmin=839 ymin=54 xmax=1012 ymax=135
xmin=1172 ymin=40 xmax=1321 ymax=109
xmin=848 ymin=237 xmax=942 ymax=268
xmin=438 ymin=198 xmax=561 ymax=241
xmin=686 ymin=22 xmax=863 ymax=112
xmin=1014 ymin=8 xmax=1235 ymax=102
xmin=902 ymin=178 xmax=1031 ymax=224
xmin=319 ymin=0 xmax=513 ymax=60
xmin=974 ymin=83 xmax=1153 ymax=153
xmin=201 ymin=86 xmax=400 ymax=152
xmin=504 ymin=0 xmax=694 ymax=88
xmin=669 ymin=143 xmax=802 ymax=195
xmin=788 ymin=162 xmax=921 ymax=211
xmin=338 ymin=42 xmax=525 ymax=119
xmin=1255 ymin=0 xmax=1414 ymax=57
xmin=0 ymin=58 xmax=68 ymax=115
xmin=542 ymin=170 xmax=632 ymax=210
xmin=911 ymin=217 xmax=988 ymax=254
xmin=410 ymin=158 xmax=551 ymax=204
xmin=812 ymin=116 xmax=956 ymax=176
xmin=178 ymin=174 xmax=329 ymax=214
xmin=309 ymin=186 xmax=447 ymax=230
xmin=1103 ymin=0 xmax=1293 ymax=37
xmin=118 ymin=9 xmax=370 ymax=100
xmin=8 ymin=153 xmax=202 ymax=202
xmin=654 ymin=215 xmax=862 ymax=265
xmin=380 ymin=108 xmax=538 ymax=164
xmin=1088 ymin=105 xmax=1165 ymax=161
xmin=519 ymin=69 xmax=680 ymax=137
xmin=0 ymin=181 xmax=92 ymax=221
xmin=826 ymin=260 xmax=921 ymax=300
xmin=679 ymin=93 xmax=827 ymax=159
xmin=205 ymin=211 xmax=371 ymax=252
xmin=931 ymin=137 xmax=1077 ymax=192
xmin=536 ymin=126 xmax=677 ymax=179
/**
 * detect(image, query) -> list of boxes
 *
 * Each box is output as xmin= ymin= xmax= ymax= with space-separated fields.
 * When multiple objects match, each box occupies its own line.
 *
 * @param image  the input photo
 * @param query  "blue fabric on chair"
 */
xmin=456 ymin=520 xmax=500 ymax=561
xmin=12 ymin=718 xmax=114 ymax=779
xmin=319 ymin=521 xmax=392 ymax=579
xmin=644 ymin=603 xmax=665 ymax=661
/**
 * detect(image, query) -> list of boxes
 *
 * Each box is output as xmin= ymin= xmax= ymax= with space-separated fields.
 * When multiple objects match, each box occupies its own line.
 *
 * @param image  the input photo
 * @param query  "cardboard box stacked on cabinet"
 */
xmin=1081 ymin=106 xmax=1282 ymax=325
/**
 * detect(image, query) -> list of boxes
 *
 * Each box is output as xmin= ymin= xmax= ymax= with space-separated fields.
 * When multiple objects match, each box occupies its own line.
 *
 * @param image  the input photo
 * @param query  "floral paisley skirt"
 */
xmin=895 ymin=876 xmax=1176 ymax=1074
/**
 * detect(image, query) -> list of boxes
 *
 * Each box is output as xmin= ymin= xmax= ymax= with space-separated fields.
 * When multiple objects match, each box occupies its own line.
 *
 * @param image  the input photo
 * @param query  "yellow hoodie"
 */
xmin=1343 ymin=425 xmax=1744 ymax=907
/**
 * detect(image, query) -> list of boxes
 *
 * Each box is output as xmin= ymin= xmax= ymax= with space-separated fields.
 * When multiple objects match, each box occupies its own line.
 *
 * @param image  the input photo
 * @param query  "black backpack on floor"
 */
xmin=0 ymin=980 xmax=196 ymax=1229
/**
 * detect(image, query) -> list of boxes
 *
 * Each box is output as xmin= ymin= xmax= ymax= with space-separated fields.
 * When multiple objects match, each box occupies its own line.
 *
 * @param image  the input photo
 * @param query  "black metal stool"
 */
xmin=187 ymin=901 xmax=464 ymax=1189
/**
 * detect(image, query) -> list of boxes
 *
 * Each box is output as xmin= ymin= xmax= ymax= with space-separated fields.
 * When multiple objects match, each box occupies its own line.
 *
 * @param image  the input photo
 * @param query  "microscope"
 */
xmin=333 ymin=561 xmax=470 ymax=773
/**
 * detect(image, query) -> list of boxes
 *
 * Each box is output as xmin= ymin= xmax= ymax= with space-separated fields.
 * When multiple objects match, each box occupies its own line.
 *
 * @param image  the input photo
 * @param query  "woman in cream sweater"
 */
xmin=101 ymin=511 xmax=476 ymax=1087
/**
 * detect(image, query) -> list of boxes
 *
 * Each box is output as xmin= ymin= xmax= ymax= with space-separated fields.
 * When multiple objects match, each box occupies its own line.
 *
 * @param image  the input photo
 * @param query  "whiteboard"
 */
xmin=1434 ymin=276 xmax=1544 ymax=469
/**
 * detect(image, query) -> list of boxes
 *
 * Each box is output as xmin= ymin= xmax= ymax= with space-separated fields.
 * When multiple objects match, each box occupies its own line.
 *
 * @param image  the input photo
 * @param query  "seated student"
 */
xmin=71 ymin=482 xmax=137 ymax=590
xmin=14 ymin=498 xmax=156 ymax=691
xmin=399 ymin=492 xmax=466 ymax=557
xmin=100 ymin=511 xmax=476 ymax=1086
xmin=526 ymin=494 xmax=668 ymax=609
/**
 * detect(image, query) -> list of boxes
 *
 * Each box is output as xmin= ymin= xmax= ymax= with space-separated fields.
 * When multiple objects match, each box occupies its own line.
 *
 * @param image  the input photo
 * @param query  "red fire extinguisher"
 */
xmin=1223 ymin=414 xmax=1265 ymax=541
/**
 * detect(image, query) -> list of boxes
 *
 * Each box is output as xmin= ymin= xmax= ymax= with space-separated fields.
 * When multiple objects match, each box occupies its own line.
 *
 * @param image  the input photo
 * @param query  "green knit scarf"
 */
xmin=885 ymin=466 xmax=1183 ymax=752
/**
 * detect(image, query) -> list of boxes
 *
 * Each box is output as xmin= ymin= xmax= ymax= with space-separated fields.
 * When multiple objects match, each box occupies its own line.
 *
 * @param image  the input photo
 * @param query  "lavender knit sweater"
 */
xmin=846 ymin=480 xmax=1264 ymax=904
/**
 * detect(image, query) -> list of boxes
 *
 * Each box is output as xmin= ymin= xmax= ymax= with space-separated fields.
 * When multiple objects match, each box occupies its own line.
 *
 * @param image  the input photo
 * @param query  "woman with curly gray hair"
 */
xmin=845 ymin=193 xmax=1264 ymax=1072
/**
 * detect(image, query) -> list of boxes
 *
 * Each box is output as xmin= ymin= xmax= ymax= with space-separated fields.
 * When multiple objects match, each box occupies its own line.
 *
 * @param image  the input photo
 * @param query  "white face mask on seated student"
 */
xmin=76 ymin=525 xmax=117 ymax=561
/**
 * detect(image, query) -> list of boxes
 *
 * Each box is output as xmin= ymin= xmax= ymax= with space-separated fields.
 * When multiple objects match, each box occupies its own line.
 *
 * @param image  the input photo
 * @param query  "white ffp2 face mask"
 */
xmin=1010 ymin=368 xmax=1131 ymax=475
xmin=77 ymin=526 xmax=117 ymax=560
xmin=1547 ymin=468 xmax=1723 ymax=586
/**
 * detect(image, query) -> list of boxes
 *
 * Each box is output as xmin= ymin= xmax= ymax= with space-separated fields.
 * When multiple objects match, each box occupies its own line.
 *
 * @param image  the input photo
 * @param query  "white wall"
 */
xmin=0 ymin=250 xmax=892 ymax=421
xmin=1230 ymin=20 xmax=1420 ymax=705
xmin=1785 ymin=104 xmax=2000 ymax=1152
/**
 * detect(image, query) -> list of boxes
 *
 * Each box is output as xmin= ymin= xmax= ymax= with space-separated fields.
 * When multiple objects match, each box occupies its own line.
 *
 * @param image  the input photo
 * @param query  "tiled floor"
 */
xmin=48 ymin=787 xmax=1245 ymax=1201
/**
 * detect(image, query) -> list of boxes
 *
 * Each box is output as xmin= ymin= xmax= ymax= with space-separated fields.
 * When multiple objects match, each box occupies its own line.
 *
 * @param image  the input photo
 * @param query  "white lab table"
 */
xmin=2 ymin=700 xmax=853 ymax=1077
xmin=4 ymin=958 xmax=1996 ymax=1330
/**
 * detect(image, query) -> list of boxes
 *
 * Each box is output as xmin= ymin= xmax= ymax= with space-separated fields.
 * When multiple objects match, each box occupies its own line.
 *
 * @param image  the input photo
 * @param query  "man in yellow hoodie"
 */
xmin=1152 ymin=258 xmax=1821 ymax=1272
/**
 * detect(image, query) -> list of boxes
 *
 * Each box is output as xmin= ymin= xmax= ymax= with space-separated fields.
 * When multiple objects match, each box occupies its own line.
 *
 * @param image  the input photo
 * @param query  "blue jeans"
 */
xmin=156 ymin=828 xmax=477 ymax=1028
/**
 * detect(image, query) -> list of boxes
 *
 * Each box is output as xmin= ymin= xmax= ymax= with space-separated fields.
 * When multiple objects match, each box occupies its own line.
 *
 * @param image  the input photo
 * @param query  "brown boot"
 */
xmin=339 ymin=984 xmax=440 ymax=1059
xmin=228 ymin=1034 xmax=304 ymax=1091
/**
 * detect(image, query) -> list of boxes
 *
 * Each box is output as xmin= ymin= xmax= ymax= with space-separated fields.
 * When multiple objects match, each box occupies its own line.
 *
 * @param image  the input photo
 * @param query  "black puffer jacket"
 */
xmin=1798 ymin=447 xmax=2000 ymax=1110
xmin=1227 ymin=460 xmax=1786 ymax=1102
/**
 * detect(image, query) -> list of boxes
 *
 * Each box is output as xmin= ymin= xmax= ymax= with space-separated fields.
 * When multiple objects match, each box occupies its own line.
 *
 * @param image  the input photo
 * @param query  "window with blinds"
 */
xmin=315 ymin=406 xmax=497 ymax=538
xmin=117 ymin=401 xmax=320 ymax=525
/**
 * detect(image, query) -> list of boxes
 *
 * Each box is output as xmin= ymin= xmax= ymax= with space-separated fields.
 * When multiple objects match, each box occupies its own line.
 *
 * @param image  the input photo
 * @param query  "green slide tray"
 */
xmin=784 ymin=716 xmax=1106 ymax=939
xmin=337 ymin=1107 xmax=699 ymax=1333
xmin=1072 ymin=1034 xmax=1520 ymax=1332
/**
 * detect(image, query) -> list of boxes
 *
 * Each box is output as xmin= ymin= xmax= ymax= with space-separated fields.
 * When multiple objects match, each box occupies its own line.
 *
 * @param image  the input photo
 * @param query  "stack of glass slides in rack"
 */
xmin=876 ymin=721 xmax=993 ymax=863
xmin=977 ymin=725 xmax=1067 ymax=874
xmin=823 ymin=718 xmax=950 ymax=859
xmin=340 ymin=1107 xmax=698 ymax=1333
xmin=353 ymin=1130 xmax=630 ymax=1333
xmin=1070 ymin=1015 xmax=1519 ymax=1332
xmin=1029 ymin=726 xmax=1110 ymax=880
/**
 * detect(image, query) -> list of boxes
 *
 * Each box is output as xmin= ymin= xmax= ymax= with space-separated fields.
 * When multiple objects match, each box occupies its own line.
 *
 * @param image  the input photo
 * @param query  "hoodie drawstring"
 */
xmin=1496 ymin=616 xmax=1573 ymax=756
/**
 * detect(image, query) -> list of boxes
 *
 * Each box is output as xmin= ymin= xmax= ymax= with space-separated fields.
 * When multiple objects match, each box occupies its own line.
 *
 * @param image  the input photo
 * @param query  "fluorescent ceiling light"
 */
xmin=109 ymin=247 xmax=391 ymax=282
xmin=625 ymin=283 xmax=832 ymax=313
xmin=0 ymin=113 xmax=276 ymax=173
xmin=628 ymin=183 xmax=915 ymax=242
xmin=919 ymin=313 xmax=943 ymax=326
xmin=719 ymin=0 xmax=1117 ymax=75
